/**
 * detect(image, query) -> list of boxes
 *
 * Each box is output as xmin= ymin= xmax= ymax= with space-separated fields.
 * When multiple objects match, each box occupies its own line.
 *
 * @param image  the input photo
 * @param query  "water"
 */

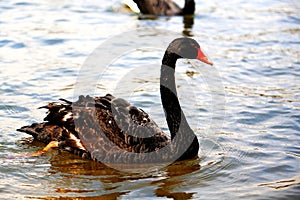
xmin=0 ymin=0 xmax=300 ymax=199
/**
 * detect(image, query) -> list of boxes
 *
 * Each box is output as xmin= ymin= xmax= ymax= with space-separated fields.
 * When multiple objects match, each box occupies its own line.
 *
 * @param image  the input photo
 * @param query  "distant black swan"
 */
xmin=125 ymin=0 xmax=195 ymax=15
xmin=17 ymin=38 xmax=213 ymax=164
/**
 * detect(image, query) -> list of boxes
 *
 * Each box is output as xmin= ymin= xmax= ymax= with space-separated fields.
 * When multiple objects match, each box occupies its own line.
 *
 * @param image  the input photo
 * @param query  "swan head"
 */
xmin=167 ymin=37 xmax=213 ymax=66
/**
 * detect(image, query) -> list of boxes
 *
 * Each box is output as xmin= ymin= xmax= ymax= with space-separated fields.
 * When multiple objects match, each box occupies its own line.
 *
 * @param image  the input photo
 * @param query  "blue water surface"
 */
xmin=0 ymin=0 xmax=299 ymax=199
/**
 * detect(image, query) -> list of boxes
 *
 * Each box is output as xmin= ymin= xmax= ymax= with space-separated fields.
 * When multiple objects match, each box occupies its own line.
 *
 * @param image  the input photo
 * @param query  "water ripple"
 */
xmin=0 ymin=0 xmax=299 ymax=199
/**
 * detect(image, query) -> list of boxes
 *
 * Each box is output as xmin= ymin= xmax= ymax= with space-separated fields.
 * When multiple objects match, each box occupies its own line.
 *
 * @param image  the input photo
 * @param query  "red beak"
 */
xmin=197 ymin=48 xmax=213 ymax=66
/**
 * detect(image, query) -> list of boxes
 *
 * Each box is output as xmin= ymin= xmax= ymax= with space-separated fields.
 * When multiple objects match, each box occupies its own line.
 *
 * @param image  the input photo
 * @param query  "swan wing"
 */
xmin=72 ymin=94 xmax=171 ymax=163
xmin=19 ymin=95 xmax=170 ymax=163
xmin=74 ymin=94 xmax=170 ymax=151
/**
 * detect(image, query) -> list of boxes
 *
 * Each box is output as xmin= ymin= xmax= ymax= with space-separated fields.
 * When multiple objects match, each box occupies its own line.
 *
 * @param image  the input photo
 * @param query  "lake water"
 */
xmin=0 ymin=0 xmax=300 ymax=199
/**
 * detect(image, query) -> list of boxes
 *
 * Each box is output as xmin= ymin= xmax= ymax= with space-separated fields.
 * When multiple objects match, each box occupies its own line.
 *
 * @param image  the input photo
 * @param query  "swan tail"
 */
xmin=17 ymin=122 xmax=62 ymax=144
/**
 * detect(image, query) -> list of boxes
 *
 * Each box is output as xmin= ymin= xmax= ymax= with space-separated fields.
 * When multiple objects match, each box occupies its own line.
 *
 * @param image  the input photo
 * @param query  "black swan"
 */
xmin=17 ymin=38 xmax=213 ymax=164
xmin=125 ymin=0 xmax=195 ymax=16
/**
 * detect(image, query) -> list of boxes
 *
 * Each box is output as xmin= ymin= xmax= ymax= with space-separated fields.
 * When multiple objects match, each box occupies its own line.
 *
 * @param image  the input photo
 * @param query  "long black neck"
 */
xmin=160 ymin=51 xmax=199 ymax=159
xmin=160 ymin=51 xmax=191 ymax=139
xmin=182 ymin=0 xmax=195 ymax=15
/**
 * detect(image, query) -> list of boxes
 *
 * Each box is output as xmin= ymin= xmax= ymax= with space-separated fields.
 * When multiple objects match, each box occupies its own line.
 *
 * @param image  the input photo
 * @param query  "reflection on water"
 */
xmin=1 ymin=0 xmax=300 ymax=199
xmin=6 ymin=135 xmax=231 ymax=199
xmin=20 ymin=144 xmax=202 ymax=199
xmin=137 ymin=14 xmax=195 ymax=36
xmin=259 ymin=174 xmax=300 ymax=190
xmin=182 ymin=15 xmax=194 ymax=36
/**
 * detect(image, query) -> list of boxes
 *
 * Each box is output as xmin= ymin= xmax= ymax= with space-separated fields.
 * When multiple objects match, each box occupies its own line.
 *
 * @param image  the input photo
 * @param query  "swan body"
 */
xmin=17 ymin=38 xmax=213 ymax=164
xmin=124 ymin=0 xmax=195 ymax=16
